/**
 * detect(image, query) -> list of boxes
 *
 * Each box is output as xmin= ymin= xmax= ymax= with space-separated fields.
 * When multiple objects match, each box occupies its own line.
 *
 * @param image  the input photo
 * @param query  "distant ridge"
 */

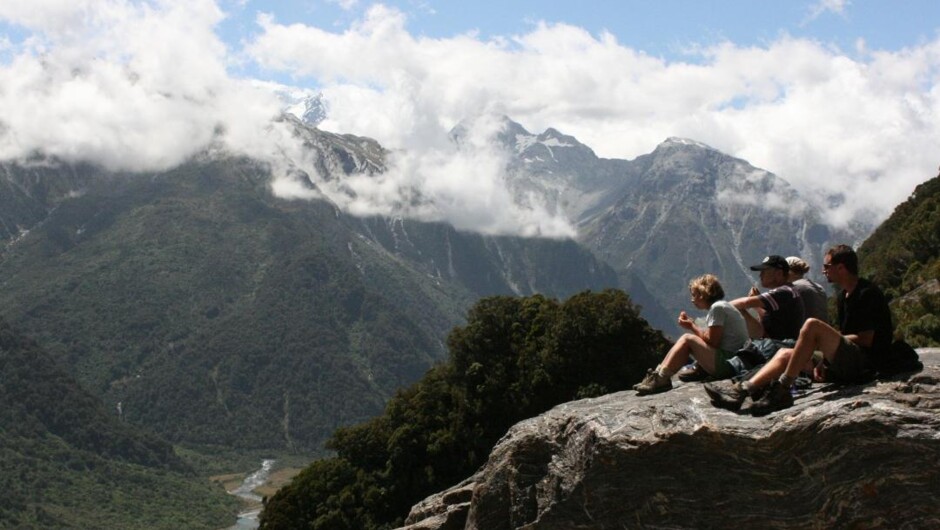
xmin=496 ymin=118 xmax=866 ymax=332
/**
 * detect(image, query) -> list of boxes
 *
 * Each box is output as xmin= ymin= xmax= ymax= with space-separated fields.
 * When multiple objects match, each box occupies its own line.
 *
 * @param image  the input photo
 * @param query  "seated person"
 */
xmin=786 ymin=256 xmax=829 ymax=324
xmin=634 ymin=274 xmax=749 ymax=395
xmin=705 ymin=244 xmax=893 ymax=415
xmin=730 ymin=255 xmax=804 ymax=341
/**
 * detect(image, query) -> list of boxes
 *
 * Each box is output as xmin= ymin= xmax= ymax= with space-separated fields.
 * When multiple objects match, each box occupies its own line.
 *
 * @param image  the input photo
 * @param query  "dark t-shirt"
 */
xmin=791 ymin=278 xmax=829 ymax=324
xmin=837 ymin=278 xmax=893 ymax=362
xmin=758 ymin=284 xmax=804 ymax=340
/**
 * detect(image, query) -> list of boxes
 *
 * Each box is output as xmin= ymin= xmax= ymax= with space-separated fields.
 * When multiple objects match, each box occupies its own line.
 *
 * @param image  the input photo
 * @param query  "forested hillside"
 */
xmin=0 ymin=153 xmax=616 ymax=452
xmin=0 ymin=319 xmax=237 ymax=529
xmin=858 ymin=169 xmax=940 ymax=346
xmin=258 ymin=290 xmax=668 ymax=529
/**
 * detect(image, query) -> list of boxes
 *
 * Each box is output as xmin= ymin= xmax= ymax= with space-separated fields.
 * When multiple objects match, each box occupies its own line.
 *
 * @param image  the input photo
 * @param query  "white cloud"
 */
xmin=805 ymin=0 xmax=851 ymax=23
xmin=2 ymin=1 xmax=938 ymax=238
xmin=0 ymin=1 xmax=572 ymax=237
xmin=247 ymin=5 xmax=940 ymax=229
xmin=333 ymin=115 xmax=576 ymax=237
xmin=0 ymin=0 xmax=292 ymax=172
xmin=326 ymin=0 xmax=359 ymax=11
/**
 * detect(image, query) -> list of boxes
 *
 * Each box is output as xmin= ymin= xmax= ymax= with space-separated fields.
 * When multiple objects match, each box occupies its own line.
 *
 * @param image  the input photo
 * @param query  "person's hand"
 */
xmin=813 ymin=363 xmax=828 ymax=383
xmin=748 ymin=286 xmax=760 ymax=297
xmin=677 ymin=311 xmax=694 ymax=330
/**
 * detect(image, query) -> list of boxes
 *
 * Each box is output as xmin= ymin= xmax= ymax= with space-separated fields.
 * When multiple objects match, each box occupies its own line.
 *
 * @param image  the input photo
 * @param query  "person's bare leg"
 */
xmin=659 ymin=334 xmax=695 ymax=374
xmin=748 ymin=348 xmax=792 ymax=388
xmin=685 ymin=336 xmax=721 ymax=374
xmin=782 ymin=319 xmax=843 ymax=380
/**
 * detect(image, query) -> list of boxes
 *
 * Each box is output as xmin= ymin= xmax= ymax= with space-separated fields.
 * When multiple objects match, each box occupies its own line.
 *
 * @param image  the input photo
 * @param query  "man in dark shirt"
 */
xmin=730 ymin=255 xmax=804 ymax=340
xmin=706 ymin=244 xmax=894 ymax=415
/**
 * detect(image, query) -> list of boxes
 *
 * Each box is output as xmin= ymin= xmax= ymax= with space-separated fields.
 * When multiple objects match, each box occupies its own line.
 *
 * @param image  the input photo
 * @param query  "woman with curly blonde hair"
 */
xmin=634 ymin=274 xmax=749 ymax=395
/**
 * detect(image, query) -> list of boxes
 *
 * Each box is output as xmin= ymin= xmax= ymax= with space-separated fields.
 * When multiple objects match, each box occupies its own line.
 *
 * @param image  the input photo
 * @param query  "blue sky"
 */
xmin=218 ymin=0 xmax=940 ymax=81
xmin=222 ymin=0 xmax=938 ymax=50
xmin=0 ymin=1 xmax=939 ymax=235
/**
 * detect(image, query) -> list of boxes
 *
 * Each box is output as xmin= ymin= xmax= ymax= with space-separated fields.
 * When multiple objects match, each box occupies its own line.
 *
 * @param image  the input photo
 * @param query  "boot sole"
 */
xmin=703 ymin=384 xmax=745 ymax=411
xmin=635 ymin=385 xmax=672 ymax=396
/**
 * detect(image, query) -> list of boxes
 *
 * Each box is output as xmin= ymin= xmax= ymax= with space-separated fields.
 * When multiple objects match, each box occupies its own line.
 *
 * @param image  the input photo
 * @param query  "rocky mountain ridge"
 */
xmin=498 ymin=118 xmax=866 ymax=332
xmin=401 ymin=349 xmax=940 ymax=530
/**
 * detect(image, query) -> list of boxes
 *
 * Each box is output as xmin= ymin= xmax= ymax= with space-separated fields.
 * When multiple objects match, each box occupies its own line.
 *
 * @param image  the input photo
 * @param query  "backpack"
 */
xmin=726 ymin=338 xmax=795 ymax=376
xmin=875 ymin=339 xmax=923 ymax=378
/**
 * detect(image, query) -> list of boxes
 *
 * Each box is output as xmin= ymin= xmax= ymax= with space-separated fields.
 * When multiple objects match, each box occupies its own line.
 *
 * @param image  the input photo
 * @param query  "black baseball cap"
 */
xmin=749 ymin=255 xmax=789 ymax=273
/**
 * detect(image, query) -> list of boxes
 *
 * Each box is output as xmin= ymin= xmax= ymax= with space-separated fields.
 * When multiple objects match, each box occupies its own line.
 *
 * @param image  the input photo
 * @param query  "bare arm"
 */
xmin=703 ymin=325 xmax=723 ymax=348
xmin=678 ymin=311 xmax=724 ymax=348
xmin=730 ymin=295 xmax=764 ymax=310
xmin=731 ymin=296 xmax=766 ymax=339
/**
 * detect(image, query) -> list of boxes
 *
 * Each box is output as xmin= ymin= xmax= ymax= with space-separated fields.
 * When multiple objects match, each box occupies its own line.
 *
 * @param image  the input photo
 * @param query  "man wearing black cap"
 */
xmin=729 ymin=255 xmax=804 ymax=341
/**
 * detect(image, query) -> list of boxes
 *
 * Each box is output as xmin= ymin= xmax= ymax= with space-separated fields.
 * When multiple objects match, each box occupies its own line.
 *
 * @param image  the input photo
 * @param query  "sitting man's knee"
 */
xmin=774 ymin=348 xmax=794 ymax=362
xmin=801 ymin=318 xmax=825 ymax=334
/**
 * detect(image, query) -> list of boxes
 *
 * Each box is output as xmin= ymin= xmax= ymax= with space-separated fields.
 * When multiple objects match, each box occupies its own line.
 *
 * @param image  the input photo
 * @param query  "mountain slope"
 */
xmin=499 ymin=121 xmax=864 ymax=331
xmin=579 ymin=138 xmax=856 ymax=324
xmin=0 ymin=133 xmax=617 ymax=452
xmin=858 ymin=168 xmax=940 ymax=346
xmin=0 ymin=160 xmax=99 ymax=241
xmin=0 ymin=319 xmax=236 ymax=529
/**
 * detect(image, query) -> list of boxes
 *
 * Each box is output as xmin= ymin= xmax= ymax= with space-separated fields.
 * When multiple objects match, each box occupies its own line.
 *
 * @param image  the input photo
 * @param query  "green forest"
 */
xmin=258 ymin=289 xmax=668 ymax=529
xmin=0 ymin=319 xmax=238 ymax=529
xmin=859 ymin=169 xmax=940 ymax=346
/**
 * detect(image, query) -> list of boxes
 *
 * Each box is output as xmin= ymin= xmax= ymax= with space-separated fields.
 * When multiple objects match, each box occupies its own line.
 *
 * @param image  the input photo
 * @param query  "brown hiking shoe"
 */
xmin=635 ymin=370 xmax=672 ymax=395
xmin=704 ymin=380 xmax=748 ymax=411
xmin=677 ymin=363 xmax=709 ymax=382
xmin=632 ymin=368 xmax=654 ymax=390
xmin=749 ymin=381 xmax=794 ymax=416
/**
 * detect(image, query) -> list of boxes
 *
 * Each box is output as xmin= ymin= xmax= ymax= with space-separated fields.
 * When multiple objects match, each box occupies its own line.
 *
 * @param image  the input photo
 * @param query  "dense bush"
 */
xmin=259 ymin=289 xmax=668 ymax=529
xmin=859 ymin=170 xmax=940 ymax=346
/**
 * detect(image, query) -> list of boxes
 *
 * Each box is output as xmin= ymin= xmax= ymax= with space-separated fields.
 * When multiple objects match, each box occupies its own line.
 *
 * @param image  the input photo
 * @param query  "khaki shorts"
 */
xmin=712 ymin=348 xmax=737 ymax=379
xmin=825 ymin=336 xmax=871 ymax=382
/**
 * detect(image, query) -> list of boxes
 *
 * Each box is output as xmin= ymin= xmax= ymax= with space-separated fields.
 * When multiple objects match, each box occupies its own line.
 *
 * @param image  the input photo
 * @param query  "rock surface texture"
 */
xmin=400 ymin=349 xmax=940 ymax=529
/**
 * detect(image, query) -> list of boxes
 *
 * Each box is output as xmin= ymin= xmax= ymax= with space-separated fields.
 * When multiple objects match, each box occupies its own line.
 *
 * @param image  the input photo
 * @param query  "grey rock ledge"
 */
xmin=399 ymin=349 xmax=940 ymax=529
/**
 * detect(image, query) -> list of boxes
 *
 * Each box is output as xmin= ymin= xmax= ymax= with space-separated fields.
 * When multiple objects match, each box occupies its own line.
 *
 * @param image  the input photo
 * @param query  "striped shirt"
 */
xmin=758 ymin=284 xmax=805 ymax=340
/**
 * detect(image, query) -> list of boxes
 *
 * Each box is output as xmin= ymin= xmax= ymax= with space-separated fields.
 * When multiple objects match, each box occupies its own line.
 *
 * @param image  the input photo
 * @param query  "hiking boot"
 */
xmin=704 ymin=380 xmax=748 ymax=411
xmin=677 ymin=363 xmax=709 ymax=382
xmin=749 ymin=381 xmax=794 ymax=417
xmin=632 ymin=368 xmax=655 ymax=390
xmin=634 ymin=370 xmax=673 ymax=395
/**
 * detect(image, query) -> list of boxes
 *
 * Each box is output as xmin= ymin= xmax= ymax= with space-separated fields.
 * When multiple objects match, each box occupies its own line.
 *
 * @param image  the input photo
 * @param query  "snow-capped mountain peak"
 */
xmin=661 ymin=137 xmax=715 ymax=150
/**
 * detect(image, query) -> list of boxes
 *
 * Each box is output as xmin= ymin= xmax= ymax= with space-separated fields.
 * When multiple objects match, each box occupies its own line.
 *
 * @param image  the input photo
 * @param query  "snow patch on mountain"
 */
xmin=540 ymin=138 xmax=577 ymax=148
xmin=663 ymin=137 xmax=714 ymax=150
xmin=514 ymin=134 xmax=537 ymax=153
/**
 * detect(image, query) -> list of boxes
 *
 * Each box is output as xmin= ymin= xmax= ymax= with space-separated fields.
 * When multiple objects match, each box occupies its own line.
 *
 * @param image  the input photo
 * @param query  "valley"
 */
xmin=1 ymin=118 xmax=936 ymax=529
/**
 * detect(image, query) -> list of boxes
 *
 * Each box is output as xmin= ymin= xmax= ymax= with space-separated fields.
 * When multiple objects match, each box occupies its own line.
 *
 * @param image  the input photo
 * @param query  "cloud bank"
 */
xmin=0 ymin=0 xmax=289 ymax=171
xmin=1 ymin=1 xmax=939 ymax=236
xmin=248 ymin=4 xmax=940 ymax=229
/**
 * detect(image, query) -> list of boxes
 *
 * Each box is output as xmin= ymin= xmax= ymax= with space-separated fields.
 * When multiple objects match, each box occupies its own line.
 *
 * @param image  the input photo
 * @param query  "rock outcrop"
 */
xmin=400 ymin=349 xmax=940 ymax=529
